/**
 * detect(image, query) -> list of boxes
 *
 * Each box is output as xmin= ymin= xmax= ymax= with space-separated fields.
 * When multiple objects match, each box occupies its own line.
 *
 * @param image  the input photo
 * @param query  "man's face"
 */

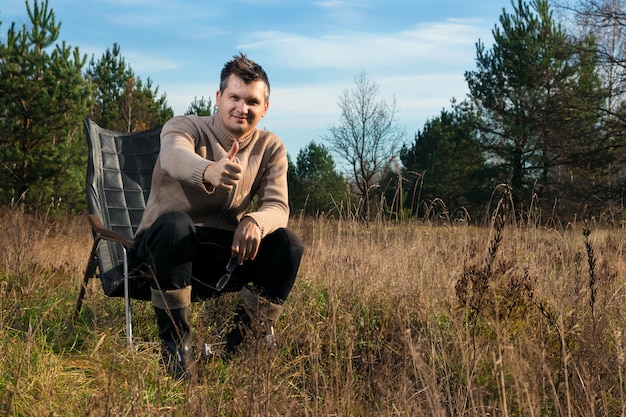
xmin=215 ymin=74 xmax=269 ymax=140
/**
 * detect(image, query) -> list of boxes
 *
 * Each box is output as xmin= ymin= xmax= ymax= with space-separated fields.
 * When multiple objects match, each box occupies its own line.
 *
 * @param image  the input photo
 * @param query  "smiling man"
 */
xmin=131 ymin=53 xmax=304 ymax=379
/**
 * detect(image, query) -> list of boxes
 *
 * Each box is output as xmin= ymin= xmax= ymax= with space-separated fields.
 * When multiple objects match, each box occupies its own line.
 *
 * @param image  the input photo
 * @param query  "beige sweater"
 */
xmin=136 ymin=114 xmax=290 ymax=237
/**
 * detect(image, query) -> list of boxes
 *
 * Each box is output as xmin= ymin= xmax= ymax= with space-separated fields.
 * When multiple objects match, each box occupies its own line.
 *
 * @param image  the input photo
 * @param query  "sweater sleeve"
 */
xmin=159 ymin=116 xmax=213 ymax=193
xmin=243 ymin=141 xmax=290 ymax=236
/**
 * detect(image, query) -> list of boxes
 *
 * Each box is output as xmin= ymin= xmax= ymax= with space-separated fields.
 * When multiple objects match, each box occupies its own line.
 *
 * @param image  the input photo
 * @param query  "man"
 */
xmin=131 ymin=53 xmax=304 ymax=379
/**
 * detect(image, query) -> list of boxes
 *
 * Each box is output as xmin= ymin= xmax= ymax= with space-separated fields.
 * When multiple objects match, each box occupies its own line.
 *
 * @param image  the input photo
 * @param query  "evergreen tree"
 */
xmin=86 ymin=43 xmax=130 ymax=130
xmin=465 ymin=0 xmax=606 ymax=217
xmin=0 ymin=0 xmax=92 ymax=211
xmin=399 ymin=103 xmax=492 ymax=221
xmin=557 ymin=0 xmax=626 ymax=212
xmin=185 ymin=96 xmax=213 ymax=116
xmin=86 ymin=44 xmax=173 ymax=132
xmin=119 ymin=76 xmax=173 ymax=132
xmin=289 ymin=141 xmax=348 ymax=216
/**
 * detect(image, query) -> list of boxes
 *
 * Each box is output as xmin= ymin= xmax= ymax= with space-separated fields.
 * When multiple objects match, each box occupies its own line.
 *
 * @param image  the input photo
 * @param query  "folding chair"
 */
xmin=74 ymin=118 xmax=161 ymax=348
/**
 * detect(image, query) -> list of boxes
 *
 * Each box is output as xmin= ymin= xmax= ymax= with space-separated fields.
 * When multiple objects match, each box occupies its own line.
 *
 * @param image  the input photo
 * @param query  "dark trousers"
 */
xmin=131 ymin=211 xmax=304 ymax=303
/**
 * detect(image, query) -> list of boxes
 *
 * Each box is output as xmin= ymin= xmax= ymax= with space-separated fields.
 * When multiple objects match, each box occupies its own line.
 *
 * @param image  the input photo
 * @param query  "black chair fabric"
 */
xmin=85 ymin=118 xmax=161 ymax=299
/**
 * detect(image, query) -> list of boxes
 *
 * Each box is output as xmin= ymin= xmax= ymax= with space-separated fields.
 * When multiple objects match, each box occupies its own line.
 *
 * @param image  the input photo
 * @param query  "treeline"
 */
xmin=2 ymin=0 xmax=626 ymax=224
xmin=0 ymin=1 xmax=210 ymax=213
xmin=323 ymin=0 xmax=626 ymax=224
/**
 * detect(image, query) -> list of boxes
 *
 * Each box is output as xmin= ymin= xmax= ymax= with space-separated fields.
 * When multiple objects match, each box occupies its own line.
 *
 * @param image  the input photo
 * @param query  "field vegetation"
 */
xmin=1 ymin=204 xmax=626 ymax=416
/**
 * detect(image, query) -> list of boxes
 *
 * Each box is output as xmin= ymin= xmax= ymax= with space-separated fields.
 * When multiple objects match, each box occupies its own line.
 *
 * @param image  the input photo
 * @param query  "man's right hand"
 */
xmin=203 ymin=141 xmax=241 ymax=190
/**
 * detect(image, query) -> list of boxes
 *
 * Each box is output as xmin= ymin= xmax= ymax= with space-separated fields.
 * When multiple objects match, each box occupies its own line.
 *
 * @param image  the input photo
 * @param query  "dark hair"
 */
xmin=220 ymin=52 xmax=270 ymax=100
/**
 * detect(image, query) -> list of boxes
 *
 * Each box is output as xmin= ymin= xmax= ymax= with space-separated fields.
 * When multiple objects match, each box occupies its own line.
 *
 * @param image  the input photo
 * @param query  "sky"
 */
xmin=1 ymin=0 xmax=513 ymax=156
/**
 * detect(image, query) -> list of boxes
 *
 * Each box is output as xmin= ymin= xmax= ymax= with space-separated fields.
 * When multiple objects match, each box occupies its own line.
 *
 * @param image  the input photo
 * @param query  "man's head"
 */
xmin=216 ymin=53 xmax=271 ymax=140
xmin=220 ymin=52 xmax=270 ymax=101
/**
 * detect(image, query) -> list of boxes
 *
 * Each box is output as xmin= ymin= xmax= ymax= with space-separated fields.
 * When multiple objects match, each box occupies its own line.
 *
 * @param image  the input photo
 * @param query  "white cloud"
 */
xmin=159 ymin=81 xmax=218 ymax=116
xmin=161 ymin=18 xmax=489 ymax=151
xmin=77 ymin=42 xmax=181 ymax=74
xmin=98 ymin=0 xmax=171 ymax=7
xmin=238 ymin=18 xmax=487 ymax=74
xmin=2 ymin=0 xmax=506 ymax=155
xmin=312 ymin=0 xmax=374 ymax=20
xmin=123 ymin=51 xmax=181 ymax=73
xmin=258 ymin=71 xmax=469 ymax=152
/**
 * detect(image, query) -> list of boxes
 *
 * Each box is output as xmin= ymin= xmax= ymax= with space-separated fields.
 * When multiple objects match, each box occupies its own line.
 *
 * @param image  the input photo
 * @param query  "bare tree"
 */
xmin=324 ymin=71 xmax=405 ymax=219
xmin=556 ymin=0 xmax=626 ymax=193
xmin=557 ymin=0 xmax=626 ymax=110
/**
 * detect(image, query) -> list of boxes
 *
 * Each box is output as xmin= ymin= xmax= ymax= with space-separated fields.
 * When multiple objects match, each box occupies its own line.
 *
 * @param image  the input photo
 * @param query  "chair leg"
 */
xmin=121 ymin=246 xmax=134 ymax=348
xmin=74 ymin=278 xmax=88 ymax=320
xmin=74 ymin=237 xmax=135 ymax=349
xmin=74 ymin=242 xmax=100 ymax=320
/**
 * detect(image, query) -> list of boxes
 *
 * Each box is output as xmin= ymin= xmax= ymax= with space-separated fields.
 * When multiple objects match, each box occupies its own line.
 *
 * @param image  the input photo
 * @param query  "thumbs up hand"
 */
xmin=226 ymin=140 xmax=239 ymax=161
xmin=203 ymin=141 xmax=242 ymax=191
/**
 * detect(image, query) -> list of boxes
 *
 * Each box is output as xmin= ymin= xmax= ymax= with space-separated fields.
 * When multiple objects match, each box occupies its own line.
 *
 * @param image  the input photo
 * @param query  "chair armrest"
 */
xmin=87 ymin=214 xmax=135 ymax=249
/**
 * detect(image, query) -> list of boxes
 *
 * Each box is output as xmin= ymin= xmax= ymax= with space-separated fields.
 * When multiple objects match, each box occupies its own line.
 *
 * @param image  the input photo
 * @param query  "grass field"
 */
xmin=1 ymin=206 xmax=626 ymax=416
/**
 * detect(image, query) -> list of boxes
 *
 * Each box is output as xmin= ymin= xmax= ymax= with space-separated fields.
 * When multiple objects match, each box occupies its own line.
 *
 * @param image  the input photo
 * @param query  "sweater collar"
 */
xmin=210 ymin=114 xmax=257 ymax=150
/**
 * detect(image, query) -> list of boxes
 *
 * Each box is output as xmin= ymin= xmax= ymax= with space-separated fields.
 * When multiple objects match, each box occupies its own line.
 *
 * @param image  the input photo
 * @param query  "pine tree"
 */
xmin=399 ymin=103 xmax=492 ymax=221
xmin=0 ymin=0 xmax=92 ymax=211
xmin=86 ymin=43 xmax=130 ymax=130
xmin=289 ymin=141 xmax=348 ymax=216
xmin=185 ymin=96 xmax=213 ymax=116
xmin=465 ymin=0 xmax=606 ymax=217
xmin=86 ymin=44 xmax=173 ymax=132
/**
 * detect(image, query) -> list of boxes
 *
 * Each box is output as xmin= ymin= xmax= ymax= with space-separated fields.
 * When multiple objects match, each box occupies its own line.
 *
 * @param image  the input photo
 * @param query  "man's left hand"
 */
xmin=232 ymin=217 xmax=261 ymax=265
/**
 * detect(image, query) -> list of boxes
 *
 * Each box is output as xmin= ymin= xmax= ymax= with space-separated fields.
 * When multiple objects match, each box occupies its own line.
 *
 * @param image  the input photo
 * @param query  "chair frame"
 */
xmin=74 ymin=118 xmax=161 ymax=348
xmin=75 ymin=214 xmax=136 ymax=346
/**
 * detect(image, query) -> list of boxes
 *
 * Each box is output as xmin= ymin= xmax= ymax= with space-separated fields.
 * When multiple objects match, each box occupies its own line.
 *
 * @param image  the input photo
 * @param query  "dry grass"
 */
xmin=1 ymin=206 xmax=626 ymax=416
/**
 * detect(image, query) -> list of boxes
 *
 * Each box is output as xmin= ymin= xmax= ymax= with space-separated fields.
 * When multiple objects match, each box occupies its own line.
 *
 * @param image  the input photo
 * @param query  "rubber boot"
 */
xmin=154 ymin=306 xmax=193 ymax=379
xmin=225 ymin=286 xmax=284 ymax=354
xmin=152 ymin=290 xmax=194 ymax=380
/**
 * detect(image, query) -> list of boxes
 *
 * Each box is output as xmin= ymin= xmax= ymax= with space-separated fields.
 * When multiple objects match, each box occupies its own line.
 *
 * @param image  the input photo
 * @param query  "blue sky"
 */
xmin=1 ymin=0 xmax=512 ymax=155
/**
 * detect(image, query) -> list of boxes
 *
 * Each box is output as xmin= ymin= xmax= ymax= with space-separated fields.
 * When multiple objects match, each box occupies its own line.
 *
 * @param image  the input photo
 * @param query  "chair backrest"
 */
xmin=85 ymin=118 xmax=161 ymax=297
